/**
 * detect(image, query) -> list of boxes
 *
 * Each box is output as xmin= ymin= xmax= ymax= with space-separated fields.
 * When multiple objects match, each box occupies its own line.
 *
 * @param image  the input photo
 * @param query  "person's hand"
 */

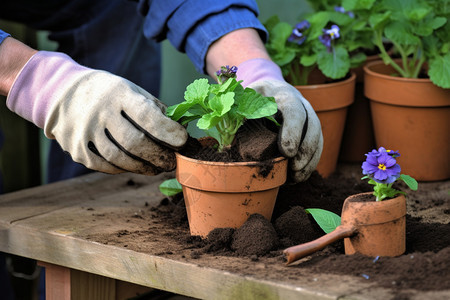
xmin=237 ymin=58 xmax=323 ymax=182
xmin=6 ymin=51 xmax=188 ymax=175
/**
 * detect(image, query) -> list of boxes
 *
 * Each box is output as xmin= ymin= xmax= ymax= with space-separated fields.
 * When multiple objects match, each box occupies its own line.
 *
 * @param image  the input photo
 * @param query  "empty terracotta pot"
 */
xmin=364 ymin=60 xmax=450 ymax=181
xmin=283 ymin=192 xmax=406 ymax=265
xmin=175 ymin=153 xmax=288 ymax=237
xmin=296 ymin=73 xmax=356 ymax=178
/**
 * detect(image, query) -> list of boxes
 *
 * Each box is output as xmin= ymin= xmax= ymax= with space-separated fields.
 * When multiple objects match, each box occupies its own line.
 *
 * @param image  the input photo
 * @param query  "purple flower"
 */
xmin=216 ymin=65 xmax=238 ymax=83
xmin=288 ymin=20 xmax=310 ymax=45
xmin=386 ymin=149 xmax=401 ymax=158
xmin=370 ymin=147 xmax=401 ymax=158
xmin=362 ymin=151 xmax=401 ymax=184
xmin=319 ymin=25 xmax=340 ymax=51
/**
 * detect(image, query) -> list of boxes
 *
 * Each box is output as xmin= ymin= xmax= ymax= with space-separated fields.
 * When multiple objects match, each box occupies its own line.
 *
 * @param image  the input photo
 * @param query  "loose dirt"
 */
xmin=81 ymin=125 xmax=450 ymax=298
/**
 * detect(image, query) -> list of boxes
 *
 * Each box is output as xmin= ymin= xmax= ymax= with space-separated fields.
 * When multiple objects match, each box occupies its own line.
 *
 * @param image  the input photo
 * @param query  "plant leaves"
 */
xmin=305 ymin=208 xmax=341 ymax=234
xmin=209 ymin=92 xmax=235 ymax=117
xmin=159 ymin=178 xmax=182 ymax=196
xmin=184 ymin=78 xmax=210 ymax=103
xmin=369 ymin=12 xmax=391 ymax=31
xmin=300 ymin=53 xmax=317 ymax=67
xmin=343 ymin=0 xmax=375 ymax=10
xmin=400 ymin=174 xmax=419 ymax=191
xmin=317 ymin=45 xmax=350 ymax=79
xmin=236 ymin=89 xmax=277 ymax=120
xmin=428 ymin=52 xmax=450 ymax=88
xmin=167 ymin=78 xmax=210 ymax=121
xmin=384 ymin=21 xmax=420 ymax=46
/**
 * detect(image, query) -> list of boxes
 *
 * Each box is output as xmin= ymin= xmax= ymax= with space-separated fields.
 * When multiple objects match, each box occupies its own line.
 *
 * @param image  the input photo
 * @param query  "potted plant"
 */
xmin=165 ymin=66 xmax=288 ymax=237
xmin=351 ymin=0 xmax=450 ymax=181
xmin=264 ymin=5 xmax=368 ymax=177
xmin=283 ymin=147 xmax=418 ymax=264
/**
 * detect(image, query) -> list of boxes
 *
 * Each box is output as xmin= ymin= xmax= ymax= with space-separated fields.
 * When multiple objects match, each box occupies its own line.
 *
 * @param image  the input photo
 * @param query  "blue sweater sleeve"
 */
xmin=139 ymin=0 xmax=267 ymax=73
xmin=0 ymin=30 xmax=11 ymax=45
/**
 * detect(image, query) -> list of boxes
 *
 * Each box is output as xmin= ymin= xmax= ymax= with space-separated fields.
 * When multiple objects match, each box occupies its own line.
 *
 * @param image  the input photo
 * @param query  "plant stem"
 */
xmin=374 ymin=31 xmax=408 ymax=77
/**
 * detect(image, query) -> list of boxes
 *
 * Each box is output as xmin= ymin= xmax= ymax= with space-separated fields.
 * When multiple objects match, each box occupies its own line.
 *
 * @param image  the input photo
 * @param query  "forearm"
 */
xmin=0 ymin=37 xmax=37 ymax=96
xmin=205 ymin=28 xmax=271 ymax=78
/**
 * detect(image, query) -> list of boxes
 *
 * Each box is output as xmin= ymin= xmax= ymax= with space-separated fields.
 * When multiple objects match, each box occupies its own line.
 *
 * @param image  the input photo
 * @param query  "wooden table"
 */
xmin=0 ymin=172 xmax=448 ymax=300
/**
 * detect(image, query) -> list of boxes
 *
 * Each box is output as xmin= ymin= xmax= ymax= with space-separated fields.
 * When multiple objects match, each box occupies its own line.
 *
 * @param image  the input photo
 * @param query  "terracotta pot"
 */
xmin=342 ymin=192 xmax=406 ymax=256
xmin=175 ymin=153 xmax=288 ymax=237
xmin=364 ymin=60 xmax=450 ymax=181
xmin=296 ymin=73 xmax=356 ymax=177
xmin=339 ymin=56 xmax=380 ymax=162
xmin=283 ymin=192 xmax=406 ymax=264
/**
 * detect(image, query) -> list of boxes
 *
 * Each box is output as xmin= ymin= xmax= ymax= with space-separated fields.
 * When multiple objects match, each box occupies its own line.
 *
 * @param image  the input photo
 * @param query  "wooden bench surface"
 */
xmin=0 ymin=172 xmax=447 ymax=300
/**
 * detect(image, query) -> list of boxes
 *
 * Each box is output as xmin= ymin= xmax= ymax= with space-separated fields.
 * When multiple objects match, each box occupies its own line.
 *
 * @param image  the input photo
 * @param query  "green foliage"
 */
xmin=305 ymin=208 xmax=341 ymax=233
xmin=158 ymin=178 xmax=182 ymax=196
xmin=264 ymin=3 xmax=373 ymax=85
xmin=362 ymin=174 xmax=418 ymax=202
xmin=166 ymin=77 xmax=278 ymax=152
xmin=348 ymin=0 xmax=449 ymax=88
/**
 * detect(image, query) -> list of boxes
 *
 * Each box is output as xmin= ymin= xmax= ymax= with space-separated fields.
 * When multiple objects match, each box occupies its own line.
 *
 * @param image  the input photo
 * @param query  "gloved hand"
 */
xmin=237 ymin=58 xmax=323 ymax=182
xmin=6 ymin=51 xmax=188 ymax=175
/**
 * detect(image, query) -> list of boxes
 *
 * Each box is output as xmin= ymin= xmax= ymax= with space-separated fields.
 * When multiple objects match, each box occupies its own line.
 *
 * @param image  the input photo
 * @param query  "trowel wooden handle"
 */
xmin=283 ymin=225 xmax=357 ymax=265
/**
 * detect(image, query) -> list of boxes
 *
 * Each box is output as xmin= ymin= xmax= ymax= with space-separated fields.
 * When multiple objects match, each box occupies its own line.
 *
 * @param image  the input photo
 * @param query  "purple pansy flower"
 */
xmin=362 ymin=151 xmax=401 ymax=184
xmin=319 ymin=25 xmax=340 ymax=51
xmin=288 ymin=20 xmax=310 ymax=45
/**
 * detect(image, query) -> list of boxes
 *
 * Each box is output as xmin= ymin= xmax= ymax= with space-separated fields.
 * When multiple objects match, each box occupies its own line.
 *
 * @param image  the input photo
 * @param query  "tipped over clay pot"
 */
xmin=283 ymin=192 xmax=406 ymax=265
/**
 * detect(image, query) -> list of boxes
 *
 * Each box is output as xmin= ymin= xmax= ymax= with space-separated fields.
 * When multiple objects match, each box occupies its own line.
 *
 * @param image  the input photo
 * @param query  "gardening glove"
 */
xmin=237 ymin=58 xmax=323 ymax=182
xmin=6 ymin=51 xmax=188 ymax=175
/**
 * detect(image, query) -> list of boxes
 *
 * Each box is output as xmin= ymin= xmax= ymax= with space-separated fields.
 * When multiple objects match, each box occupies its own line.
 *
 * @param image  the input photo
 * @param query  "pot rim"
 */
xmin=294 ymin=71 xmax=356 ymax=90
xmin=363 ymin=59 xmax=450 ymax=107
xmin=175 ymin=152 xmax=288 ymax=167
xmin=342 ymin=192 xmax=406 ymax=225
xmin=363 ymin=59 xmax=431 ymax=84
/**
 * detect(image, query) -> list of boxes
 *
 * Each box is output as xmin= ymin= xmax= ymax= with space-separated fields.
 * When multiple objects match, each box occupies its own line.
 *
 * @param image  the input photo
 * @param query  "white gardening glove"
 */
xmin=237 ymin=58 xmax=323 ymax=182
xmin=7 ymin=51 xmax=188 ymax=175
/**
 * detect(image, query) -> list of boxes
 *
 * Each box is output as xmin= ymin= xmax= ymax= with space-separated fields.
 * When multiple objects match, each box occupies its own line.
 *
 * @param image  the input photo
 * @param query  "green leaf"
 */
xmin=300 ymin=53 xmax=318 ymax=67
xmin=237 ymin=89 xmax=277 ymax=120
xmin=270 ymin=22 xmax=293 ymax=52
xmin=167 ymin=78 xmax=210 ymax=121
xmin=209 ymin=92 xmax=234 ymax=117
xmin=307 ymin=11 xmax=331 ymax=39
xmin=400 ymin=174 xmax=419 ymax=191
xmin=428 ymin=52 xmax=450 ymax=88
xmin=369 ymin=12 xmax=391 ymax=31
xmin=343 ymin=0 xmax=375 ymax=10
xmin=384 ymin=21 xmax=420 ymax=46
xmin=159 ymin=178 xmax=182 ymax=196
xmin=197 ymin=113 xmax=222 ymax=130
xmin=305 ymin=208 xmax=341 ymax=234
xmin=184 ymin=78 xmax=210 ymax=103
xmin=317 ymin=45 xmax=350 ymax=79
xmin=167 ymin=102 xmax=202 ymax=122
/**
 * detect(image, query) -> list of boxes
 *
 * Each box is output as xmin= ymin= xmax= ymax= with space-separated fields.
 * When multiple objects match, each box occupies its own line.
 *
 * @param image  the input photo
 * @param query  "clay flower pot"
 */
xmin=175 ymin=153 xmax=288 ymax=237
xmin=364 ymin=60 xmax=450 ymax=181
xmin=296 ymin=73 xmax=356 ymax=177
xmin=283 ymin=192 xmax=406 ymax=264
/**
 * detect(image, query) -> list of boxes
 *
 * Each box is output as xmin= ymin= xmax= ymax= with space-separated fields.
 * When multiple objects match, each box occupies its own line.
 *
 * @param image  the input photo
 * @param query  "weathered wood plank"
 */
xmin=0 ymin=172 xmax=172 ymax=224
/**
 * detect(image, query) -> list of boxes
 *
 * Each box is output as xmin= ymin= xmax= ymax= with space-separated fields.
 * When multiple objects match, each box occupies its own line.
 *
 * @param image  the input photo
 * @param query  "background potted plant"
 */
xmin=165 ymin=66 xmax=288 ymax=237
xmin=283 ymin=147 xmax=418 ymax=264
xmin=350 ymin=0 xmax=450 ymax=181
xmin=264 ymin=5 xmax=369 ymax=177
